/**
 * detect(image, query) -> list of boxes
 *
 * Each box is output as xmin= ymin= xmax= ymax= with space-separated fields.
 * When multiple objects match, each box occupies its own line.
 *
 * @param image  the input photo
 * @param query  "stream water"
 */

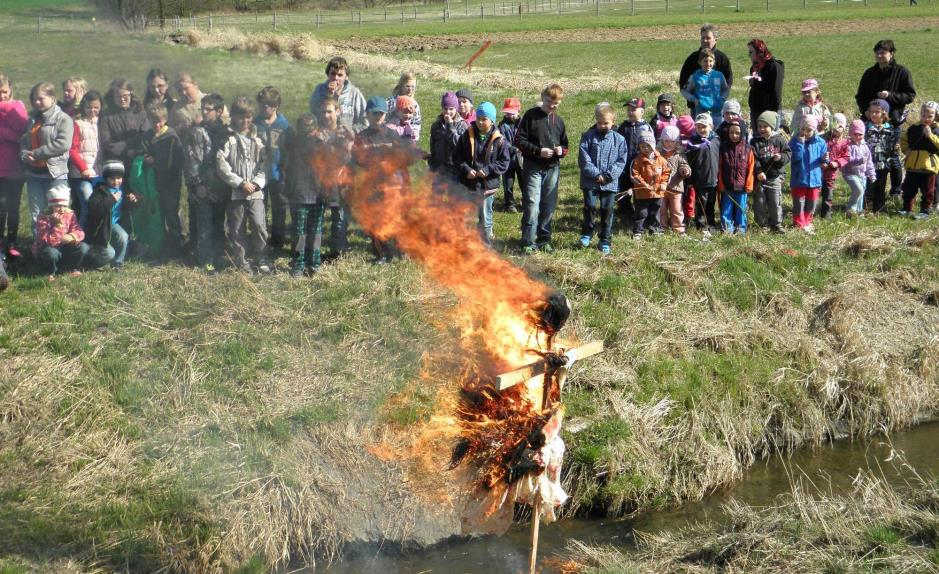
xmin=316 ymin=421 xmax=939 ymax=573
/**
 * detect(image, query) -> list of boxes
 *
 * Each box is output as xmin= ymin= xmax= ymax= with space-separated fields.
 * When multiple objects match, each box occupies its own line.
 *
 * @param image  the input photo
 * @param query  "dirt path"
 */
xmin=335 ymin=16 xmax=939 ymax=53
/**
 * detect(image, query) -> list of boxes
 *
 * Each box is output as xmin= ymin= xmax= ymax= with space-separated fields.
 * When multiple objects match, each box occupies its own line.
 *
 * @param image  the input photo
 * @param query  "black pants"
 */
xmin=581 ymin=188 xmax=616 ymax=246
xmin=502 ymin=161 xmax=522 ymax=208
xmin=866 ymin=169 xmax=889 ymax=213
xmin=0 ymin=178 xmax=23 ymax=245
xmin=158 ymin=186 xmax=184 ymax=252
xmin=633 ymin=197 xmax=662 ymax=235
xmin=819 ymin=179 xmax=835 ymax=218
xmin=693 ymin=186 xmax=718 ymax=228
xmin=902 ymin=171 xmax=936 ymax=214
xmin=266 ymin=179 xmax=290 ymax=249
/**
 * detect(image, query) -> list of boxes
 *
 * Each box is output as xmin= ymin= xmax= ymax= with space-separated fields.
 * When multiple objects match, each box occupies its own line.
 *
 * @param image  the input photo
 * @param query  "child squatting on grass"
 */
xmin=32 ymin=182 xmax=87 ymax=280
xmin=578 ymin=104 xmax=627 ymax=254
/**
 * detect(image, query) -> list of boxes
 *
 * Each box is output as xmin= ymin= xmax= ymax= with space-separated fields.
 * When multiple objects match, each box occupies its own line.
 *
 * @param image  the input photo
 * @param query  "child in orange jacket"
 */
xmin=630 ymin=131 xmax=670 ymax=238
xmin=717 ymin=121 xmax=754 ymax=234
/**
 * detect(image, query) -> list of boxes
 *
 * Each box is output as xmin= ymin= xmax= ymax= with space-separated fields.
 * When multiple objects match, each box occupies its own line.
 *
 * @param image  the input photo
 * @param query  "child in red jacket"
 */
xmin=33 ymin=183 xmax=87 ymax=279
xmin=820 ymin=113 xmax=850 ymax=218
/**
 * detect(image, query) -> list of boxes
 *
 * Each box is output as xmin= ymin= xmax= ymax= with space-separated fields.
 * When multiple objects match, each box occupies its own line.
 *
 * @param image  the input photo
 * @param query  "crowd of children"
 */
xmin=0 ymin=46 xmax=938 ymax=289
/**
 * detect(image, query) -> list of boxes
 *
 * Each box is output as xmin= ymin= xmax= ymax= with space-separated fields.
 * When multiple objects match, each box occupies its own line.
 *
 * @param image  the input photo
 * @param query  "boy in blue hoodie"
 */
xmin=255 ymin=86 xmax=291 ymax=251
xmin=789 ymin=115 xmax=828 ymax=233
xmin=579 ymin=105 xmax=627 ymax=254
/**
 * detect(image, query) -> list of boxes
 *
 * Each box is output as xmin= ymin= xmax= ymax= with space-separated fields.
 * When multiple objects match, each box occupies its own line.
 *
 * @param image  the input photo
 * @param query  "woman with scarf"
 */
xmin=747 ymin=39 xmax=785 ymax=129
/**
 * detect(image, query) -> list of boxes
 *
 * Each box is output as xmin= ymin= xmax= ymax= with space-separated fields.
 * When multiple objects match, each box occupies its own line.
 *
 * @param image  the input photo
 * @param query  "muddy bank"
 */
xmin=334 ymin=16 xmax=939 ymax=53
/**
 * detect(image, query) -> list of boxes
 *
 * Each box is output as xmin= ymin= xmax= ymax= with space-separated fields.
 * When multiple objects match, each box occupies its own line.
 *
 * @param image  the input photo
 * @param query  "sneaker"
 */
xmin=506 ymin=204 xmax=518 ymax=213
xmin=771 ymin=225 xmax=786 ymax=234
xmin=111 ymin=262 xmax=124 ymax=272
xmin=68 ymin=270 xmax=82 ymax=278
xmin=632 ymin=233 xmax=642 ymax=241
xmin=915 ymin=212 xmax=931 ymax=220
xmin=898 ymin=210 xmax=910 ymax=217
xmin=521 ymin=245 xmax=536 ymax=255
xmin=701 ymin=228 xmax=712 ymax=238
xmin=257 ymin=260 xmax=272 ymax=274
xmin=306 ymin=265 xmax=319 ymax=276
xmin=579 ymin=235 xmax=591 ymax=248
xmin=6 ymin=246 xmax=21 ymax=258
xmin=599 ymin=244 xmax=611 ymax=255
xmin=539 ymin=243 xmax=554 ymax=253
xmin=203 ymin=263 xmax=217 ymax=275
xmin=803 ymin=224 xmax=816 ymax=235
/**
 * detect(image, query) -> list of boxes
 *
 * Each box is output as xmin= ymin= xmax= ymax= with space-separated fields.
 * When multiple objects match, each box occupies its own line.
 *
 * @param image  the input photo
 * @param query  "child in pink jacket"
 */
xmin=32 ymin=183 xmax=87 ymax=279
xmin=0 ymin=74 xmax=28 ymax=258
xmin=820 ymin=113 xmax=849 ymax=218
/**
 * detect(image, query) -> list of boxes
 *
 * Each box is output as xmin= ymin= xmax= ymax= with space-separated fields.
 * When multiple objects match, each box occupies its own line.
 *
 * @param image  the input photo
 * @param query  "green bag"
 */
xmin=129 ymin=155 xmax=164 ymax=253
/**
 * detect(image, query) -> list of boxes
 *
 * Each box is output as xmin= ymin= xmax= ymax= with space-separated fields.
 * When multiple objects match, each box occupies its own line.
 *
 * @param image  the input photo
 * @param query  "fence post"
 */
xmin=401 ymin=10 xmax=405 ymax=23
xmin=766 ymin=0 xmax=769 ymax=10
xmin=481 ymin=5 xmax=485 ymax=18
xmin=735 ymin=0 xmax=739 ymax=10
xmin=520 ymin=4 xmax=523 ymax=17
xmin=273 ymin=11 xmax=277 ymax=29
xmin=701 ymin=0 xmax=705 ymax=12
xmin=631 ymin=0 xmax=635 ymax=15
xmin=414 ymin=8 xmax=417 ymax=20
xmin=596 ymin=0 xmax=600 ymax=15
xmin=36 ymin=15 xmax=42 ymax=34
xmin=465 ymin=0 xmax=469 ymax=15
xmin=208 ymin=14 xmax=213 ymax=32
xmin=92 ymin=16 xmax=97 ymax=32
xmin=666 ymin=0 xmax=670 ymax=13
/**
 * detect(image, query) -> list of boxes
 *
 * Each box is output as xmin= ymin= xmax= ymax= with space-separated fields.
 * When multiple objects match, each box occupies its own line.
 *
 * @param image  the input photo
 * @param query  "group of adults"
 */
xmin=676 ymin=23 xmax=916 ymax=128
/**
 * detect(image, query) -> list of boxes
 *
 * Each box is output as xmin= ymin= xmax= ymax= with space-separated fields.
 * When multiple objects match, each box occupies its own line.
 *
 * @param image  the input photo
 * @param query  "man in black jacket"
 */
xmin=855 ymin=39 xmax=915 ymax=195
xmin=678 ymin=23 xmax=733 ymax=112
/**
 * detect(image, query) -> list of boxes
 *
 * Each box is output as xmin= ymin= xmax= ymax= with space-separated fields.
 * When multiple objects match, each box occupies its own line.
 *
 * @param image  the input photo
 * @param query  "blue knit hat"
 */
xmin=870 ymin=98 xmax=890 ymax=114
xmin=366 ymin=96 xmax=388 ymax=113
xmin=476 ymin=101 xmax=497 ymax=122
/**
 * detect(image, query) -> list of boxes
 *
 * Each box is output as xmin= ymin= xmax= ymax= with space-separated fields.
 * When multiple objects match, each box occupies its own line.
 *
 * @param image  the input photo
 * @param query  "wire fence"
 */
xmin=0 ymin=0 xmax=930 ymax=34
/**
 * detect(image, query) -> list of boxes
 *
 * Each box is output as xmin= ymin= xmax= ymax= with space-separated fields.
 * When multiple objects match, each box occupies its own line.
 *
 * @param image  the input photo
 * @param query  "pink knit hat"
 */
xmin=801 ymin=78 xmax=819 ymax=92
xmin=802 ymin=116 xmax=820 ymax=132
xmin=849 ymin=119 xmax=866 ymax=135
xmin=676 ymin=114 xmax=696 ymax=138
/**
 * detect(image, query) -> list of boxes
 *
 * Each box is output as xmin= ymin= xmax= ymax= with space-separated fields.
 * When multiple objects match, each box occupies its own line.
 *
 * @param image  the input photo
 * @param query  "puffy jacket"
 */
xmin=0 ymin=99 xmax=28 ymax=179
xmin=498 ymin=118 xmax=521 ymax=166
xmin=254 ymin=112 xmax=290 ymax=183
xmin=71 ymin=117 xmax=100 ymax=177
xmin=99 ymin=107 xmax=147 ymax=167
xmin=865 ymin=122 xmax=898 ymax=171
xmin=791 ymin=100 xmax=832 ymax=135
xmin=900 ymin=123 xmax=939 ymax=173
xmin=578 ymin=127 xmax=627 ymax=193
xmin=454 ymin=122 xmax=511 ymax=193
xmin=822 ymin=134 xmax=850 ymax=185
xmin=33 ymin=207 xmax=84 ymax=254
xmin=660 ymin=148 xmax=691 ymax=196
xmin=630 ymin=151 xmax=670 ymax=199
xmin=681 ymin=69 xmax=729 ymax=116
xmin=685 ymin=132 xmax=720 ymax=189
xmin=428 ymin=115 xmax=467 ymax=177
xmin=216 ymin=127 xmax=268 ymax=200
xmin=309 ymin=80 xmax=367 ymax=133
xmin=143 ymin=126 xmax=184 ymax=192
xmin=789 ymin=135 xmax=828 ymax=189
xmin=21 ymin=104 xmax=74 ymax=179
xmin=751 ymin=132 xmax=791 ymax=181
xmin=718 ymin=139 xmax=755 ymax=193
xmin=842 ymin=142 xmax=876 ymax=180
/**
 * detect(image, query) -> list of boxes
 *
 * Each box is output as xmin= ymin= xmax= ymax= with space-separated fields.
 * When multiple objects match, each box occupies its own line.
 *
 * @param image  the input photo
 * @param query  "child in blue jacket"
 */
xmin=579 ymin=105 xmax=627 ymax=254
xmin=789 ymin=115 xmax=828 ymax=232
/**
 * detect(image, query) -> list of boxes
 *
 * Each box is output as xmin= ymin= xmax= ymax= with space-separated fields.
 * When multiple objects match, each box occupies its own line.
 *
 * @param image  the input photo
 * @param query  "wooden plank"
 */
xmin=495 ymin=341 xmax=604 ymax=391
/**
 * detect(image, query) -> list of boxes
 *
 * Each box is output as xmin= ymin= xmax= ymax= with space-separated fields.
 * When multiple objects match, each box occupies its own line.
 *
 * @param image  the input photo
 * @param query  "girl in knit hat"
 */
xmin=456 ymin=88 xmax=475 ymax=123
xmin=33 ymin=182 xmax=87 ymax=279
xmin=789 ymin=115 xmax=829 ymax=232
xmin=750 ymin=110 xmax=791 ymax=233
xmin=386 ymin=72 xmax=421 ymax=141
xmin=864 ymin=98 xmax=899 ymax=213
xmin=843 ymin=120 xmax=877 ymax=217
xmin=657 ymin=126 xmax=691 ymax=234
xmin=454 ymin=101 xmax=511 ymax=247
xmin=820 ymin=112 xmax=850 ymax=218
xmin=685 ymin=113 xmax=720 ymax=235
xmin=387 ymin=95 xmax=419 ymax=143
xmin=427 ymin=91 xmax=467 ymax=179
xmin=791 ymin=78 xmax=832 ymax=137
xmin=630 ymin=130 xmax=670 ymax=238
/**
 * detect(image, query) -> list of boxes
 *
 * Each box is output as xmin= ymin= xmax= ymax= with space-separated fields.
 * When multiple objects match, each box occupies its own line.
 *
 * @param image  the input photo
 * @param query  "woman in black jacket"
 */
xmin=747 ymin=39 xmax=784 ymax=129
xmin=99 ymin=78 xmax=147 ymax=168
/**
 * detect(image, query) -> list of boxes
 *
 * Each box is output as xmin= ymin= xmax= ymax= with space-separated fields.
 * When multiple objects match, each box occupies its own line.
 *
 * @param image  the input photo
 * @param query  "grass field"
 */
xmin=2 ymin=3 xmax=939 ymax=572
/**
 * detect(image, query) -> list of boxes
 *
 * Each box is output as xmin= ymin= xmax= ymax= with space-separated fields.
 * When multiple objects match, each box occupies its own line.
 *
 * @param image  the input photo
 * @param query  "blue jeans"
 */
xmin=477 ymin=192 xmax=495 ymax=246
xmin=87 ymin=223 xmax=129 ymax=268
xmin=844 ymin=174 xmax=867 ymax=214
xmin=720 ymin=190 xmax=748 ymax=233
xmin=26 ymin=174 xmax=66 ymax=237
xmin=581 ymin=188 xmax=616 ymax=246
xmin=193 ymin=201 xmax=226 ymax=267
xmin=520 ymin=163 xmax=560 ymax=248
xmin=38 ymin=242 xmax=88 ymax=275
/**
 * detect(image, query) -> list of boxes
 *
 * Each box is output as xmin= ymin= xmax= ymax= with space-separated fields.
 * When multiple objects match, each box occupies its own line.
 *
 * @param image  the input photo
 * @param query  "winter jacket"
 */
xmin=717 ymin=139 xmax=755 ymax=193
xmin=217 ymin=127 xmax=268 ymax=200
xmin=0 ymin=99 xmax=28 ymax=179
xmin=790 ymin=100 xmax=832 ymax=135
xmin=99 ymin=107 xmax=147 ymax=167
xmin=454 ymin=122 xmax=511 ymax=193
xmin=865 ymin=122 xmax=898 ymax=171
xmin=21 ymin=104 xmax=74 ymax=179
xmin=169 ymin=92 xmax=204 ymax=131
xmin=747 ymin=58 xmax=785 ymax=122
xmin=652 ymin=113 xmax=677 ymax=140
xmin=498 ymin=117 xmax=522 ymax=166
xmin=681 ymin=69 xmax=729 ymax=116
xmin=84 ymin=180 xmax=118 ymax=247
xmin=685 ymin=132 xmax=720 ymax=189
xmin=789 ymin=135 xmax=828 ymax=189
xmin=285 ymin=129 xmax=319 ymax=204
xmin=516 ymin=107 xmax=569 ymax=169
xmin=387 ymin=119 xmax=418 ymax=142
xmin=32 ymin=207 xmax=84 ymax=254
xmin=71 ymin=117 xmax=100 ymax=177
xmin=142 ymin=126 xmax=184 ymax=195
xmin=254 ymin=112 xmax=290 ymax=183
xmin=855 ymin=61 xmax=916 ymax=124
xmin=717 ymin=118 xmax=750 ymax=144
xmin=184 ymin=120 xmax=230 ymax=204
xmin=679 ymin=47 xmax=734 ymax=97
xmin=386 ymin=96 xmax=423 ymax=141
xmin=288 ymin=127 xmax=353 ymax=204
xmin=578 ymin=127 xmax=627 ymax=193
xmin=822 ymin=134 xmax=850 ymax=185
xmin=751 ymin=132 xmax=791 ymax=181
xmin=842 ymin=142 xmax=876 ymax=180
xmin=900 ymin=123 xmax=939 ymax=174
xmin=660 ymin=148 xmax=691 ymax=196
xmin=428 ymin=115 xmax=468 ymax=176
xmin=309 ymin=80 xmax=367 ymax=133
xmin=630 ymin=151 xmax=670 ymax=200
xmin=353 ymin=124 xmax=409 ymax=191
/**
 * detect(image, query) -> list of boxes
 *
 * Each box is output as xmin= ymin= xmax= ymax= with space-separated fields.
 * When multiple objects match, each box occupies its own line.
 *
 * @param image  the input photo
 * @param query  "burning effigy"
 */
xmin=311 ymin=138 xmax=601 ymax=569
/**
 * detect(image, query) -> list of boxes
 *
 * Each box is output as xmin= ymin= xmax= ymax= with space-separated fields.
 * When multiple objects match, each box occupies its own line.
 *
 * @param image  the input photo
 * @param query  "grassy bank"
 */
xmin=566 ymin=468 xmax=939 ymax=573
xmin=2 ymin=14 xmax=939 ymax=573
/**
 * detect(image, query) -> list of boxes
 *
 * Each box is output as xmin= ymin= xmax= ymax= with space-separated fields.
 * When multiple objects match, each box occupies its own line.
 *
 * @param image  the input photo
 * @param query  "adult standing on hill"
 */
xmin=855 ymin=39 xmax=915 ymax=196
xmin=746 ymin=39 xmax=784 ymax=128
xmin=678 ymin=24 xmax=733 ymax=112
xmin=309 ymin=56 xmax=367 ymax=133
xmin=170 ymin=72 xmax=204 ymax=135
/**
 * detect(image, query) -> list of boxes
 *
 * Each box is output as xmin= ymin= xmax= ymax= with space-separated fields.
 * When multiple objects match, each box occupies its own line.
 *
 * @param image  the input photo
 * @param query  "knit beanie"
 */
xmin=694 ymin=113 xmax=713 ymax=127
xmin=757 ymin=110 xmax=778 ymax=129
xmin=833 ymin=113 xmax=848 ymax=129
xmin=871 ymin=98 xmax=891 ymax=114
xmin=102 ymin=160 xmax=125 ymax=179
xmin=47 ymin=183 xmax=71 ymax=206
xmin=395 ymin=95 xmax=416 ymax=113
xmin=802 ymin=116 xmax=820 ymax=132
xmin=476 ymin=101 xmax=497 ymax=122
xmin=660 ymin=125 xmax=680 ymax=142
xmin=849 ymin=119 xmax=866 ymax=135
xmin=455 ymin=88 xmax=473 ymax=104
xmin=638 ymin=130 xmax=656 ymax=147
xmin=721 ymin=100 xmax=741 ymax=115
xmin=676 ymin=115 xmax=696 ymax=138
xmin=441 ymin=91 xmax=458 ymax=109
